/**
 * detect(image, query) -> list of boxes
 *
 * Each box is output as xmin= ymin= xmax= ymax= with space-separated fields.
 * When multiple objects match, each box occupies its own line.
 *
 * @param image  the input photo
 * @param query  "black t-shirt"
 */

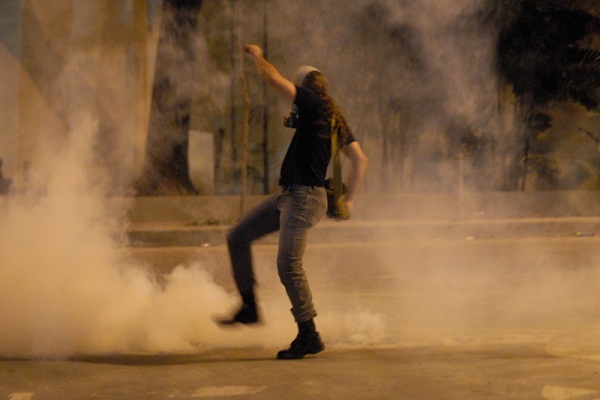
xmin=279 ymin=86 xmax=356 ymax=187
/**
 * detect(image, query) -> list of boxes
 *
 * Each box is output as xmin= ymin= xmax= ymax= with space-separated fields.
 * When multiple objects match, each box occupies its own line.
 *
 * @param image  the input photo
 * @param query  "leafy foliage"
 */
xmin=498 ymin=0 xmax=600 ymax=109
xmin=496 ymin=0 xmax=600 ymax=189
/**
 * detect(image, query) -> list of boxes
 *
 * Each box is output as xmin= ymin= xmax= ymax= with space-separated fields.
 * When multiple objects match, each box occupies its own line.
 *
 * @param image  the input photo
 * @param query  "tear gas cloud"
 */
xmin=265 ymin=0 xmax=504 ymax=192
xmin=0 ymin=2 xmax=383 ymax=359
xmin=0 ymin=117 xmax=220 ymax=358
xmin=0 ymin=114 xmax=380 ymax=358
xmin=2 ymin=0 xmax=600 ymax=359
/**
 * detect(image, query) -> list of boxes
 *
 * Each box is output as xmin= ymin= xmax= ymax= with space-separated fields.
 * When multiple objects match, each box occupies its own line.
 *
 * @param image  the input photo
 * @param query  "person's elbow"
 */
xmin=349 ymin=144 xmax=369 ymax=169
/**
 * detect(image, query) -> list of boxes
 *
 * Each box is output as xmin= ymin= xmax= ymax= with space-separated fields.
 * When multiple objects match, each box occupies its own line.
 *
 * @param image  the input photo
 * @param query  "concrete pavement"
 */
xmin=2 ymin=342 xmax=600 ymax=399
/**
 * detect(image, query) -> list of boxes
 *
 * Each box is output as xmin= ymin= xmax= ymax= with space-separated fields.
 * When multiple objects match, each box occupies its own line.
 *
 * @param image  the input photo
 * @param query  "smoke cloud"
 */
xmin=0 ymin=116 xmax=262 ymax=358
xmin=0 ymin=115 xmax=383 ymax=359
xmin=0 ymin=117 xmax=224 ymax=358
xmin=2 ymin=0 xmax=599 ymax=361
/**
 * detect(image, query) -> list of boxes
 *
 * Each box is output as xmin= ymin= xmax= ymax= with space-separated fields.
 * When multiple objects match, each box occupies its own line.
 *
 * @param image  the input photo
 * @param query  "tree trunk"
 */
xmin=520 ymin=135 xmax=530 ymax=192
xmin=233 ymin=0 xmax=250 ymax=215
xmin=518 ymin=97 xmax=535 ymax=192
xmin=137 ymin=0 xmax=202 ymax=196
xmin=262 ymin=5 xmax=270 ymax=195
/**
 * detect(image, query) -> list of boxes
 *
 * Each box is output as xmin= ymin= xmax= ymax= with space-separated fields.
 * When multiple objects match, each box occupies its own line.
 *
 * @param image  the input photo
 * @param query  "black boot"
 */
xmin=216 ymin=292 xmax=260 ymax=326
xmin=277 ymin=319 xmax=325 ymax=360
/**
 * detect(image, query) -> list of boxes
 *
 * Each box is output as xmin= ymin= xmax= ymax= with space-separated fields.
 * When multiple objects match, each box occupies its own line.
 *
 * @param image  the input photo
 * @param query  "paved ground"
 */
xmin=2 ymin=343 xmax=600 ymax=400
xmin=3 ymin=222 xmax=600 ymax=399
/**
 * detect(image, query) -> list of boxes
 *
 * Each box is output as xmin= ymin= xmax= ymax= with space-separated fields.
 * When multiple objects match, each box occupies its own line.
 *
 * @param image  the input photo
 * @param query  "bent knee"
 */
xmin=226 ymin=228 xmax=250 ymax=248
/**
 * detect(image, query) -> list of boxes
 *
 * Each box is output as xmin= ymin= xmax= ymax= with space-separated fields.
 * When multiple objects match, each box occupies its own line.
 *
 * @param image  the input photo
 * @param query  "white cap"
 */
xmin=292 ymin=66 xmax=320 ymax=86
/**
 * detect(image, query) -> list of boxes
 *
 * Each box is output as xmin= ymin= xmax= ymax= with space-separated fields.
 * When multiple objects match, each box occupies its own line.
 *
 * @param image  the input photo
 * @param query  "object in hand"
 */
xmin=284 ymin=103 xmax=299 ymax=128
xmin=325 ymin=178 xmax=350 ymax=220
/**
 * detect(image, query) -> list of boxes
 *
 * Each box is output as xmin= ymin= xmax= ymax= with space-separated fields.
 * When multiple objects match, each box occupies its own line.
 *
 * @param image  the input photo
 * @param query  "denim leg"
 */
xmin=277 ymin=186 xmax=327 ymax=323
xmin=226 ymin=194 xmax=280 ymax=297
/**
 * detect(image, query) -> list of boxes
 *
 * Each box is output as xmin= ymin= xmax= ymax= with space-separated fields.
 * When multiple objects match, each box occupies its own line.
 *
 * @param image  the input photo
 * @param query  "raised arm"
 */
xmin=245 ymin=44 xmax=296 ymax=102
xmin=341 ymin=141 xmax=368 ymax=215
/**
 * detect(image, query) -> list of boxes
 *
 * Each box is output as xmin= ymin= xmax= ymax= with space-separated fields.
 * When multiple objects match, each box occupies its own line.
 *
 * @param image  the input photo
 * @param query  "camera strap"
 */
xmin=330 ymin=118 xmax=343 ymax=203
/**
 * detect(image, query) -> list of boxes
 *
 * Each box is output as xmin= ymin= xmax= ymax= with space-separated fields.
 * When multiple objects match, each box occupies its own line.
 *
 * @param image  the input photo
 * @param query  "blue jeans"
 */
xmin=226 ymin=184 xmax=327 ymax=323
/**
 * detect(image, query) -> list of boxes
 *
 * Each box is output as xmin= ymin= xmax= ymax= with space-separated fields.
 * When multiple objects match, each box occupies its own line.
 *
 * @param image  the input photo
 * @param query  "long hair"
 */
xmin=302 ymin=71 xmax=350 ymax=143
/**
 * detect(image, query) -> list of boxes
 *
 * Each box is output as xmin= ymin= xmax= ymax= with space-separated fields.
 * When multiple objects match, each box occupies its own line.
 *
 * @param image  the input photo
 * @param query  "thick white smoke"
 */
xmin=0 ymin=117 xmax=235 ymax=358
xmin=0 ymin=113 xmax=385 ymax=359
xmin=3 ymin=0 xmax=598 ymax=361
